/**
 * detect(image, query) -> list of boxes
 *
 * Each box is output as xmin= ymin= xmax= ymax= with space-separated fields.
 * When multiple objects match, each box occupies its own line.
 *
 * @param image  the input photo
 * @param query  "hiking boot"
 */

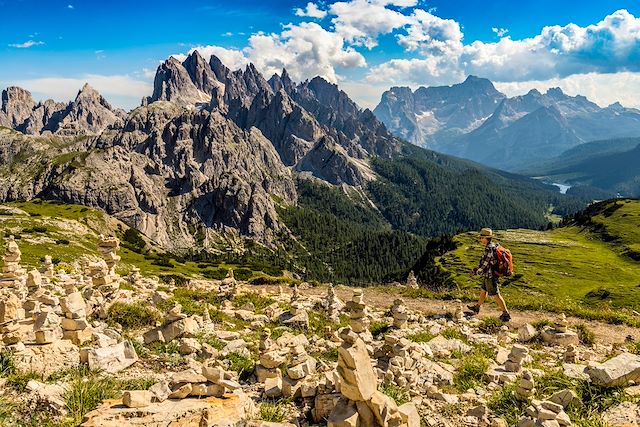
xmin=466 ymin=304 xmax=480 ymax=314
xmin=499 ymin=311 xmax=511 ymax=322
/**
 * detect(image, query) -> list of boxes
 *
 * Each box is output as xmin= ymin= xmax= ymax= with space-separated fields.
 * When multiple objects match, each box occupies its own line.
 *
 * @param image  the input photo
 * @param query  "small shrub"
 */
xmin=379 ymin=382 xmax=409 ymax=405
xmin=106 ymin=301 xmax=161 ymax=329
xmin=119 ymin=282 xmax=135 ymax=291
xmin=532 ymin=319 xmax=554 ymax=330
xmin=122 ymin=228 xmax=146 ymax=253
xmin=234 ymin=268 xmax=254 ymax=281
xmin=118 ymin=377 xmax=156 ymax=390
xmin=258 ymin=400 xmax=290 ymax=422
xmin=32 ymin=226 xmax=47 ymax=233
xmin=6 ymin=371 xmax=42 ymax=392
xmin=232 ymin=293 xmax=275 ymax=313
xmin=55 ymin=238 xmax=70 ymax=245
xmin=202 ymin=267 xmax=229 ymax=280
xmin=227 ymin=353 xmax=255 ymax=381
xmin=441 ymin=327 xmax=466 ymax=341
xmin=369 ymin=321 xmax=391 ymax=338
xmin=575 ymin=324 xmax=596 ymax=346
xmin=407 ymin=331 xmax=435 ymax=343
xmin=478 ymin=316 xmax=504 ymax=334
xmin=0 ymin=351 xmax=16 ymax=377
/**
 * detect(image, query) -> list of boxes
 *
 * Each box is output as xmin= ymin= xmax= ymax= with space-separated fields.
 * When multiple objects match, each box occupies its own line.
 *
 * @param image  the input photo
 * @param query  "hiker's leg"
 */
xmin=477 ymin=290 xmax=487 ymax=306
xmin=493 ymin=294 xmax=508 ymax=313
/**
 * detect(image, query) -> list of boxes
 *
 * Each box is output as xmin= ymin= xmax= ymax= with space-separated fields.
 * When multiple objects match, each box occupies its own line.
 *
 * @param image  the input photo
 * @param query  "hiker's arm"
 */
xmin=474 ymin=248 xmax=493 ymax=276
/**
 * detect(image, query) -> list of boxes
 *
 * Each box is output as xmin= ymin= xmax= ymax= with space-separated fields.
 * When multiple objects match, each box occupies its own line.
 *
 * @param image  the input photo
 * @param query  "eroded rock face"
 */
xmin=0 ymin=87 xmax=36 ymax=128
xmin=54 ymin=84 xmax=123 ymax=135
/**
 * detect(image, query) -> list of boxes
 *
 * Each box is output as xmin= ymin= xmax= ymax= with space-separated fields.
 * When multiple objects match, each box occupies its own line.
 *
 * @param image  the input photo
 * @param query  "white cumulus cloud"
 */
xmin=295 ymin=2 xmax=327 ymax=19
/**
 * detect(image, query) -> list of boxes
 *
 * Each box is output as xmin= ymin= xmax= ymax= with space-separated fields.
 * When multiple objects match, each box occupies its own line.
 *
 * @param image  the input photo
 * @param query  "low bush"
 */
xmin=407 ymin=331 xmax=435 ymax=343
xmin=379 ymin=382 xmax=409 ymax=406
xmin=257 ymin=400 xmax=290 ymax=422
xmin=575 ymin=323 xmax=596 ymax=346
xmin=0 ymin=351 xmax=16 ymax=377
xmin=106 ymin=301 xmax=161 ymax=329
xmin=227 ymin=353 xmax=255 ymax=381
xmin=65 ymin=375 xmax=119 ymax=425
xmin=478 ymin=316 xmax=504 ymax=334
xmin=369 ymin=321 xmax=391 ymax=338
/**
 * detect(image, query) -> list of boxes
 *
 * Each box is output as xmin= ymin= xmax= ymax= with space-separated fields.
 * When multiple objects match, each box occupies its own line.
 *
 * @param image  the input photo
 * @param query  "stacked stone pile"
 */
xmin=325 ymin=284 xmax=343 ymax=323
xmin=328 ymin=328 xmax=419 ymax=427
xmin=514 ymin=369 xmax=536 ymax=400
xmin=406 ymin=271 xmax=418 ymax=289
xmin=541 ymin=314 xmax=579 ymax=346
xmin=391 ymin=299 xmax=409 ymax=329
xmin=517 ymin=399 xmax=573 ymax=426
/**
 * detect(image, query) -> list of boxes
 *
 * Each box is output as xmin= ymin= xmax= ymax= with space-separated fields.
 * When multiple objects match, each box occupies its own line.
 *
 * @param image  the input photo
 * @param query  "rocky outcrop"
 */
xmin=148 ymin=56 xmax=211 ymax=107
xmin=54 ymin=84 xmax=123 ymax=135
xmin=0 ymin=87 xmax=36 ymax=128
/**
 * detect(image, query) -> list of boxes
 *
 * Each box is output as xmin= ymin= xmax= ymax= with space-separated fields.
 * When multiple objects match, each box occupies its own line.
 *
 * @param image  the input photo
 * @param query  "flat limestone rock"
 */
xmin=540 ymin=329 xmax=579 ymax=346
xmin=15 ymin=339 xmax=80 ymax=377
xmin=81 ymin=391 xmax=255 ymax=427
xmin=586 ymin=353 xmax=640 ymax=388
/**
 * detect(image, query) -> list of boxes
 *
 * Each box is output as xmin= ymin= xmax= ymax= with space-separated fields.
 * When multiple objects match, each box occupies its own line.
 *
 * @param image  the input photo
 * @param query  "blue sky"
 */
xmin=2 ymin=0 xmax=640 ymax=110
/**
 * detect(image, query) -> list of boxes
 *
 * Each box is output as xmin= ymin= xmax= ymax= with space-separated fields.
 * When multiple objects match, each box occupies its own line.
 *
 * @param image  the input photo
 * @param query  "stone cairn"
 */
xmin=42 ymin=255 xmax=54 ymax=280
xmin=514 ymin=369 xmax=536 ymax=400
xmin=287 ymin=344 xmax=316 ymax=379
xmin=541 ymin=313 xmax=579 ymax=346
xmin=504 ymin=344 xmax=529 ymax=373
xmin=517 ymin=399 xmax=572 ymax=427
xmin=90 ymin=235 xmax=121 ymax=295
xmin=221 ymin=269 xmax=237 ymax=299
xmin=60 ymin=291 xmax=92 ymax=346
xmin=328 ymin=328 xmax=418 ymax=427
xmin=564 ymin=344 xmax=579 ymax=363
xmin=406 ymin=270 xmax=418 ymax=289
xmin=156 ymin=366 xmax=242 ymax=402
xmin=391 ymin=299 xmax=409 ymax=329
xmin=256 ymin=329 xmax=286 ymax=384
xmin=346 ymin=289 xmax=370 ymax=338
xmin=325 ymin=284 xmax=342 ymax=323
xmin=1 ymin=236 xmax=26 ymax=287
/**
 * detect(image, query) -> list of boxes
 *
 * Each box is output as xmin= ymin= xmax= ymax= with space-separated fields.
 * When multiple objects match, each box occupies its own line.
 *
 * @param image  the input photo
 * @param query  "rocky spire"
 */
xmin=0 ymin=87 xmax=36 ymax=128
xmin=182 ymin=50 xmax=225 ymax=97
xmin=54 ymin=83 xmax=121 ymax=135
xmin=148 ymin=56 xmax=211 ymax=106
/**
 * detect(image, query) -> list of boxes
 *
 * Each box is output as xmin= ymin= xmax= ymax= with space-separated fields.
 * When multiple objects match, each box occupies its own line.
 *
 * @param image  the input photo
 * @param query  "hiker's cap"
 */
xmin=480 ymin=228 xmax=493 ymax=237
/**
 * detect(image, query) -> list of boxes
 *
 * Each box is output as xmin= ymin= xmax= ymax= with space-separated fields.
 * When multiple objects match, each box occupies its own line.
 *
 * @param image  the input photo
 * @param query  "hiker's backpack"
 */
xmin=494 ymin=245 xmax=513 ymax=277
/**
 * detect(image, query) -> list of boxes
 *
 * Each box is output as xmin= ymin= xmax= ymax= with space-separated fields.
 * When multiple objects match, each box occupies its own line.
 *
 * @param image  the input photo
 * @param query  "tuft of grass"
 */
xmin=453 ymin=347 xmax=491 ymax=392
xmin=64 ymin=375 xmax=119 ymax=425
xmin=227 ymin=353 xmax=255 ymax=381
xmin=369 ymin=321 xmax=391 ymax=338
xmin=6 ymin=371 xmax=43 ymax=392
xmin=0 ymin=351 xmax=16 ymax=377
xmin=488 ymin=382 xmax=529 ymax=426
xmin=106 ymin=301 xmax=161 ymax=329
xmin=532 ymin=319 xmax=554 ymax=330
xmin=257 ymin=400 xmax=290 ymax=422
xmin=441 ymin=327 xmax=466 ymax=341
xmin=478 ymin=316 xmax=504 ymax=334
xmin=407 ymin=331 xmax=435 ymax=343
xmin=232 ymin=292 xmax=275 ymax=313
xmin=575 ymin=323 xmax=596 ymax=346
xmin=379 ymin=382 xmax=409 ymax=406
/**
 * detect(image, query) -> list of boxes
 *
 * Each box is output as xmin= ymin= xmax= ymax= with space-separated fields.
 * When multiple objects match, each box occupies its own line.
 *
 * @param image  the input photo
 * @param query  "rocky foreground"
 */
xmin=1 ymin=236 xmax=640 ymax=426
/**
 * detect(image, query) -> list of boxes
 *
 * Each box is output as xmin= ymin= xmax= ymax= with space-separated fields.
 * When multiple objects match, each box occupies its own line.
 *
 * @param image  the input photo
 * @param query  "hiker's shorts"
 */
xmin=481 ymin=277 xmax=500 ymax=296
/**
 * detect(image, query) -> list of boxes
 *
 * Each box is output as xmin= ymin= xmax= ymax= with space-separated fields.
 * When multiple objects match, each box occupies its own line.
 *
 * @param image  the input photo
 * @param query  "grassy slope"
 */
xmin=0 ymin=200 xmax=204 ymax=278
xmin=435 ymin=198 xmax=640 ymax=316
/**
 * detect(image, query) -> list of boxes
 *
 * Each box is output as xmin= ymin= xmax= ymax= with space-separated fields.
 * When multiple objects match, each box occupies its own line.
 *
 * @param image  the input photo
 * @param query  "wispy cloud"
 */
xmin=67 ymin=4 xmax=74 ymax=9
xmin=9 ymin=40 xmax=45 ymax=48
xmin=492 ymin=27 xmax=509 ymax=37
xmin=295 ymin=2 xmax=327 ymax=19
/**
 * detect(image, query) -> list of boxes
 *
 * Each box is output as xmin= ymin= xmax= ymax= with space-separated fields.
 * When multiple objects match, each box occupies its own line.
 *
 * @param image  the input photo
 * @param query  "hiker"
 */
xmin=467 ymin=228 xmax=511 ymax=322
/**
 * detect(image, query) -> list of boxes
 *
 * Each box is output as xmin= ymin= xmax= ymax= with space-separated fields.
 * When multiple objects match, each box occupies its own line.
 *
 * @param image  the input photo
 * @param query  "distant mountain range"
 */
xmin=374 ymin=78 xmax=640 ymax=172
xmin=0 ymin=52 xmax=587 ymax=282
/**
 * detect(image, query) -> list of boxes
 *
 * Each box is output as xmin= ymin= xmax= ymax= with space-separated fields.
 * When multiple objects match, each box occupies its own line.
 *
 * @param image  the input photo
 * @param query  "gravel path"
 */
xmin=263 ymin=284 xmax=640 ymax=346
